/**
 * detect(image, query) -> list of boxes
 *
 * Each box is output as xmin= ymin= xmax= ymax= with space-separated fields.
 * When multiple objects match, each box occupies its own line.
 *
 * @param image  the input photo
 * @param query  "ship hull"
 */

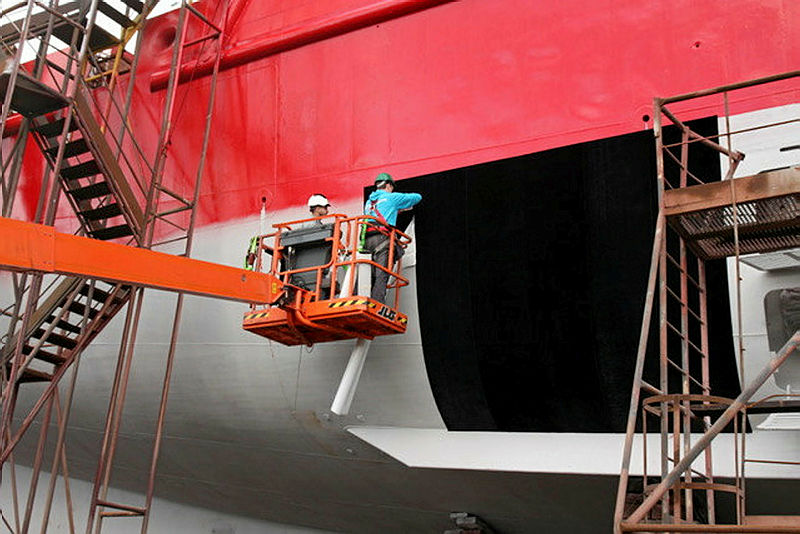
xmin=4 ymin=0 xmax=800 ymax=532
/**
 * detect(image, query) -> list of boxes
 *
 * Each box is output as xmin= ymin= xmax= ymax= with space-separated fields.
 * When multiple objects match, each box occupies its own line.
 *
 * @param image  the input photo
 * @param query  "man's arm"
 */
xmin=391 ymin=192 xmax=422 ymax=210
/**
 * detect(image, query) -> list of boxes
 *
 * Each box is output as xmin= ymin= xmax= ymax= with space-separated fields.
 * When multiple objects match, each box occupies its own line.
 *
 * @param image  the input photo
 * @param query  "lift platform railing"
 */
xmin=254 ymin=213 xmax=348 ymax=302
xmin=243 ymin=213 xmax=411 ymax=346
xmin=251 ymin=213 xmax=411 ymax=308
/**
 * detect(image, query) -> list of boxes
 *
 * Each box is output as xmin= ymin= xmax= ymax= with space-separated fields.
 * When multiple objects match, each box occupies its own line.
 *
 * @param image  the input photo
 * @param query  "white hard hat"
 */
xmin=307 ymin=194 xmax=330 ymax=209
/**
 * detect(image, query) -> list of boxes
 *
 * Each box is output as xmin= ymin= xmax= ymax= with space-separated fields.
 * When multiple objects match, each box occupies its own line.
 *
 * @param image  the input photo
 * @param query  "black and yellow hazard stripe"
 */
xmin=398 ymin=317 xmax=408 ymax=325
xmin=244 ymin=311 xmax=271 ymax=321
xmin=328 ymin=299 xmax=376 ymax=308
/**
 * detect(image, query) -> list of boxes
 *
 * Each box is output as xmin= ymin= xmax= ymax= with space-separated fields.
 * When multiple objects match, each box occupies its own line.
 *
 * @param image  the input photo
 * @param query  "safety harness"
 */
xmin=359 ymin=199 xmax=392 ymax=253
xmin=244 ymin=235 xmax=259 ymax=270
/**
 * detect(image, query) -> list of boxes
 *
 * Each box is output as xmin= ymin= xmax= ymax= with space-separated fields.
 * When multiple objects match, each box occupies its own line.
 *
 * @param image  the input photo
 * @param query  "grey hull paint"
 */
xmin=10 ymin=195 xmax=800 ymax=532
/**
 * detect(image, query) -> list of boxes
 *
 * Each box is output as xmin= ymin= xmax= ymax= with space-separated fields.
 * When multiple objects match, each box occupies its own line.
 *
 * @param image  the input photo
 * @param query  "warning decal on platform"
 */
xmin=244 ymin=311 xmax=270 ymax=321
xmin=328 ymin=299 xmax=376 ymax=308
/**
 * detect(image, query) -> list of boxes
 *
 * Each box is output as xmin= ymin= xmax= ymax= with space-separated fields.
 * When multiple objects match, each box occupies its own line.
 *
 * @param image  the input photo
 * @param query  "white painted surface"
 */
xmin=718 ymin=104 xmax=800 ymax=179
xmin=3 ymin=199 xmax=445 ymax=531
xmin=348 ymin=427 xmax=800 ymax=479
xmin=759 ymin=413 xmax=800 ymax=430
xmin=719 ymin=104 xmax=800 ymax=398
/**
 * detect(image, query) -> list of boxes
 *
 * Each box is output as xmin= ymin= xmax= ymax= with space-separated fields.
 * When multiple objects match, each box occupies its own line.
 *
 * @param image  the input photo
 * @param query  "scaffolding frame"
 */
xmin=614 ymin=71 xmax=800 ymax=533
xmin=86 ymin=3 xmax=230 ymax=530
xmin=0 ymin=0 xmax=232 ymax=532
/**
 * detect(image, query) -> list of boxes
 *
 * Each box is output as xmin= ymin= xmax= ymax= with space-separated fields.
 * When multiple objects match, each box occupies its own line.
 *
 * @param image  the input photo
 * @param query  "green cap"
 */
xmin=374 ymin=172 xmax=395 ymax=185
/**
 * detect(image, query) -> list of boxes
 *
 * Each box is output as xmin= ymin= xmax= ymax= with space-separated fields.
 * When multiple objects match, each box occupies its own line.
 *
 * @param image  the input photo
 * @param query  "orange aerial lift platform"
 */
xmin=242 ymin=214 xmax=411 ymax=345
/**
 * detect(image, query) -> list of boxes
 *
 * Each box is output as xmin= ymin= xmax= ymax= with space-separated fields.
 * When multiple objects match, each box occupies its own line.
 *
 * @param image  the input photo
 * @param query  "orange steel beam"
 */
xmin=0 ymin=217 xmax=281 ymax=304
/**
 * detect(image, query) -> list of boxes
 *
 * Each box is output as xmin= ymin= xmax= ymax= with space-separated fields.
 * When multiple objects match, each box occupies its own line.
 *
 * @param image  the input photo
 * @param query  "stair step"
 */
xmin=0 ymin=2 xmax=79 ymax=47
xmin=87 ymin=26 xmax=121 ymax=51
xmin=44 ymin=316 xmax=83 ymax=334
xmin=15 ymin=367 xmax=53 ymax=383
xmin=80 ymin=203 xmax=122 ymax=222
xmin=68 ymin=181 xmax=111 ymax=201
xmin=117 ymin=0 xmax=145 ymax=14
xmin=32 ymin=329 xmax=77 ymax=350
xmin=66 ymin=301 xmax=98 ymax=320
xmin=90 ymin=224 xmax=134 ymax=240
xmin=98 ymin=2 xmax=136 ymax=28
xmin=34 ymin=117 xmax=78 ymax=138
xmin=22 ymin=345 xmax=66 ymax=365
xmin=61 ymin=160 xmax=100 ymax=181
xmin=46 ymin=138 xmax=89 ymax=159
xmin=78 ymin=284 xmax=113 ymax=304
xmin=50 ymin=19 xmax=120 ymax=52
xmin=0 ymin=69 xmax=68 ymax=118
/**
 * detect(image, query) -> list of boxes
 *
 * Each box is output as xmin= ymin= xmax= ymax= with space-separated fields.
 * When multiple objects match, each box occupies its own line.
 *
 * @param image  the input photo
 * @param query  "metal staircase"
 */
xmin=0 ymin=0 xmax=150 ymax=57
xmin=0 ymin=0 xmax=155 ymax=402
xmin=0 ymin=1 xmax=156 ymax=531
xmin=1 ymin=0 xmax=151 ymax=392
xmin=31 ymin=87 xmax=145 ymax=242
xmin=0 ymin=0 xmax=232 ymax=531
xmin=614 ymin=71 xmax=800 ymax=533
xmin=1 ymin=278 xmax=131 ymax=385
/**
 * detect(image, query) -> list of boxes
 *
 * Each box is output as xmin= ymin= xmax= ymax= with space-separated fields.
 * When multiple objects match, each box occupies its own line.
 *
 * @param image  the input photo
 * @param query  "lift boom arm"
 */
xmin=0 ymin=217 xmax=283 ymax=304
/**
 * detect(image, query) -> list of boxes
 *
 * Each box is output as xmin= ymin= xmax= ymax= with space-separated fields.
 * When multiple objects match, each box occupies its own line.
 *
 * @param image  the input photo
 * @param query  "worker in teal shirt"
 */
xmin=363 ymin=173 xmax=422 ymax=303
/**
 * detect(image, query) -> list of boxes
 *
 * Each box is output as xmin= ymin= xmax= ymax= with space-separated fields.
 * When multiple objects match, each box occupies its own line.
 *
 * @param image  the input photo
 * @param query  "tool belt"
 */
xmin=371 ymin=234 xmax=391 ymax=254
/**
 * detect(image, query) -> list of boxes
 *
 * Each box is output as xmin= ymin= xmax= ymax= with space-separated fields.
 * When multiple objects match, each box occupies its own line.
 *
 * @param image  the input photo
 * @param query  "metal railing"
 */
xmin=251 ymin=213 xmax=412 ymax=311
xmin=614 ymin=71 xmax=800 ymax=534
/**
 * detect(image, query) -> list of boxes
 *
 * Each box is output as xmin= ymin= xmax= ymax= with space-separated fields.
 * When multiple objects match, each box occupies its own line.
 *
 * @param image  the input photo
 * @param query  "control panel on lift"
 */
xmin=241 ymin=214 xmax=411 ymax=346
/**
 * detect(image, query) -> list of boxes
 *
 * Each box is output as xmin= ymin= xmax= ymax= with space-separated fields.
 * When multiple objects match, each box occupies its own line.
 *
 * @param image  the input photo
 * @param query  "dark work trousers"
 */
xmin=364 ymin=233 xmax=404 ymax=304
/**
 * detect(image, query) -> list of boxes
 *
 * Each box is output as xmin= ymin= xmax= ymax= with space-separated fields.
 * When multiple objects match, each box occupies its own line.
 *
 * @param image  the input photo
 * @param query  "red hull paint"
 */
xmin=149 ymin=0 xmax=456 ymax=91
xmin=12 ymin=0 xmax=800 ymax=228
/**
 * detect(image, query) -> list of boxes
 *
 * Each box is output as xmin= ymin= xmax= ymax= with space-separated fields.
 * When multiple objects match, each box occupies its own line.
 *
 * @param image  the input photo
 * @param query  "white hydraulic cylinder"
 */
xmin=338 ymin=252 xmax=372 ymax=299
xmin=338 ymin=263 xmax=354 ymax=298
xmin=331 ymin=338 xmax=371 ymax=415
xmin=331 ymin=252 xmax=374 ymax=415
xmin=356 ymin=252 xmax=371 ymax=297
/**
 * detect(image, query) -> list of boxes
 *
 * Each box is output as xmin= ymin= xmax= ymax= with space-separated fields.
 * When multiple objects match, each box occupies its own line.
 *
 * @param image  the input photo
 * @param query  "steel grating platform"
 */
xmin=664 ymin=166 xmax=800 ymax=260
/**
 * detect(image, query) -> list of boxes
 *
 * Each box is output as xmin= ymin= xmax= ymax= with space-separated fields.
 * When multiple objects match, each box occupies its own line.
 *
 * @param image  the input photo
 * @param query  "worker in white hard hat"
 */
xmin=299 ymin=193 xmax=331 ymax=230
xmin=308 ymin=193 xmax=331 ymax=217
xmin=308 ymin=193 xmax=330 ymax=217
xmin=296 ymin=193 xmax=335 ymax=297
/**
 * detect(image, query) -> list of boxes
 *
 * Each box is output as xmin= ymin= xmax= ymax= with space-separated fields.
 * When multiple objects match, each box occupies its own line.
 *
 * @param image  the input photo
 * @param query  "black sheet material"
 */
xmin=402 ymin=117 xmax=740 ymax=432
